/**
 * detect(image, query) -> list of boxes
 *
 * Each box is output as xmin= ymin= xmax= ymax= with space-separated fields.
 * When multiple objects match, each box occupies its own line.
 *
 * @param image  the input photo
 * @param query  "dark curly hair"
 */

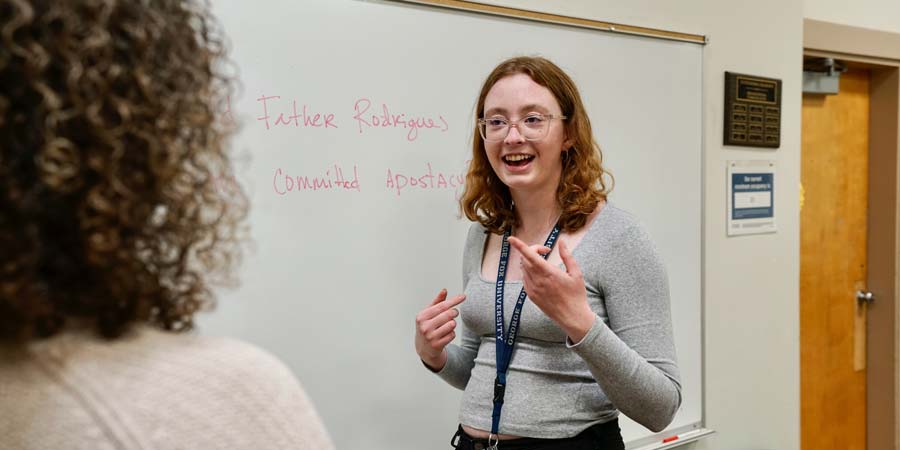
xmin=0 ymin=0 xmax=247 ymax=341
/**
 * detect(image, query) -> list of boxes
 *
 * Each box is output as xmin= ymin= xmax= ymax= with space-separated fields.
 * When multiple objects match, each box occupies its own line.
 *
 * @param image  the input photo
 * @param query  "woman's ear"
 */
xmin=562 ymin=127 xmax=574 ymax=150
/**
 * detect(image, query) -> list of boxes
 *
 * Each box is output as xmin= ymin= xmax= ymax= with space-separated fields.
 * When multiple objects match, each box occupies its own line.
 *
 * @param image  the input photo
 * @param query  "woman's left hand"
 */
xmin=506 ymin=237 xmax=596 ymax=342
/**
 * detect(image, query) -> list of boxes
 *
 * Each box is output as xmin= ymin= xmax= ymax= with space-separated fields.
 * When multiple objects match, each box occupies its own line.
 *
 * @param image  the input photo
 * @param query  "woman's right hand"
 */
xmin=415 ymin=289 xmax=466 ymax=371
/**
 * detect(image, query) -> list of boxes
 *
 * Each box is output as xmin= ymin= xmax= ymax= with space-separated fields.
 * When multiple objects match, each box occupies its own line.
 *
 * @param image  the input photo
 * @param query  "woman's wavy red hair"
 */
xmin=459 ymin=56 xmax=612 ymax=234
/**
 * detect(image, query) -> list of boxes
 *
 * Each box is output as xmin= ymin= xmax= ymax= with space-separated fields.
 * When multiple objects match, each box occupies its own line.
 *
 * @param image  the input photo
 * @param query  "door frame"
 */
xmin=804 ymin=18 xmax=900 ymax=450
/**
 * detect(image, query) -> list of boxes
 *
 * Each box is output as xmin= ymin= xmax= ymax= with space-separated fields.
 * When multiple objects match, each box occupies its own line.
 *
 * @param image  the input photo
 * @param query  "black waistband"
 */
xmin=450 ymin=419 xmax=624 ymax=450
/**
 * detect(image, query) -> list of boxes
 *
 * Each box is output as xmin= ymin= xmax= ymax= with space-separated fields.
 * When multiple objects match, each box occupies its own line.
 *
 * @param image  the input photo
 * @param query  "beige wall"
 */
xmin=475 ymin=1 xmax=804 ymax=449
xmin=805 ymin=0 xmax=900 ymax=34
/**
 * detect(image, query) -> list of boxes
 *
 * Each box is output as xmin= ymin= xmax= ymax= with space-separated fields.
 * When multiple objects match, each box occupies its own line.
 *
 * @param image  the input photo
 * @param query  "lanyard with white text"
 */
xmin=490 ymin=223 xmax=561 ymax=438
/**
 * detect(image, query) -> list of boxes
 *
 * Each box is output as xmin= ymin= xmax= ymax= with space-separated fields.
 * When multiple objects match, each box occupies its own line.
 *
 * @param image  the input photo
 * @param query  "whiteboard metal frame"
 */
xmin=389 ymin=0 xmax=708 ymax=44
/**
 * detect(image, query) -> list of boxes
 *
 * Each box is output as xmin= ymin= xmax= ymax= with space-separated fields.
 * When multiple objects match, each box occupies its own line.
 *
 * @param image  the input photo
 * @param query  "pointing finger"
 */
xmin=420 ymin=293 xmax=465 ymax=322
xmin=508 ymin=237 xmax=551 ymax=266
xmin=429 ymin=289 xmax=448 ymax=306
xmin=530 ymin=245 xmax=551 ymax=256
xmin=427 ymin=294 xmax=466 ymax=316
xmin=443 ymin=294 xmax=466 ymax=309
xmin=559 ymin=240 xmax=582 ymax=278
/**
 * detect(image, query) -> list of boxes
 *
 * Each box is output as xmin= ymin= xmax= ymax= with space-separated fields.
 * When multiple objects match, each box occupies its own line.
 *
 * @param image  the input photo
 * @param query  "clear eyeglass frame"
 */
xmin=477 ymin=113 xmax=568 ymax=142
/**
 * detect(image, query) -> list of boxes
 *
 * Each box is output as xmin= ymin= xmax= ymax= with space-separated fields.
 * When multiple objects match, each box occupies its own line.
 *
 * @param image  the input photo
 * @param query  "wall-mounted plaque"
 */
xmin=724 ymin=72 xmax=782 ymax=148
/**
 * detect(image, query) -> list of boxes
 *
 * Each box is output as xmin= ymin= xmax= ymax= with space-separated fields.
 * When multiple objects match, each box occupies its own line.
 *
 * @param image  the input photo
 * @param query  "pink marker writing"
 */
xmin=353 ymin=98 xmax=448 ymax=141
xmin=256 ymin=94 xmax=338 ymax=130
xmin=385 ymin=163 xmax=465 ymax=197
xmin=272 ymin=165 xmax=360 ymax=195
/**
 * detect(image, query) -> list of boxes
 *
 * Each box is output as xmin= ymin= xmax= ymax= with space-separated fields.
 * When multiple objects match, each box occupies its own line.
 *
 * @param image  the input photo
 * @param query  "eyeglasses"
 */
xmin=477 ymin=113 xmax=567 ymax=142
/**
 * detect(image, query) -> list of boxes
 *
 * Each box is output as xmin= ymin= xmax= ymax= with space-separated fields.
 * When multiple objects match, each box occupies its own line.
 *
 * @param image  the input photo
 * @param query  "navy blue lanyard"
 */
xmin=491 ymin=223 xmax=561 ymax=436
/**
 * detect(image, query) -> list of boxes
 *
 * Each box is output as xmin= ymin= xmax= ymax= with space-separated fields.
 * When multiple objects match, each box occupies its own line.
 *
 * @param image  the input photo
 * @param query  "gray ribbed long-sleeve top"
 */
xmin=434 ymin=204 xmax=681 ymax=438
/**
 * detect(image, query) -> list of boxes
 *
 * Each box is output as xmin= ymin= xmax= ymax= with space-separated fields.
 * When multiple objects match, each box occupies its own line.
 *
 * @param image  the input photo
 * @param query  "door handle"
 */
xmin=856 ymin=290 xmax=874 ymax=304
xmin=854 ymin=290 xmax=872 ymax=371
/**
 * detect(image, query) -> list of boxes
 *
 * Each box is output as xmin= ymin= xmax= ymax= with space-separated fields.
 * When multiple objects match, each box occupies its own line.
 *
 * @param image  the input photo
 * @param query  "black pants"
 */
xmin=450 ymin=420 xmax=625 ymax=450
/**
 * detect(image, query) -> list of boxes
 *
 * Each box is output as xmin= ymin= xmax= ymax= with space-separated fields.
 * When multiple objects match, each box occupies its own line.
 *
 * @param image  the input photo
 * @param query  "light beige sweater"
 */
xmin=0 ymin=326 xmax=334 ymax=450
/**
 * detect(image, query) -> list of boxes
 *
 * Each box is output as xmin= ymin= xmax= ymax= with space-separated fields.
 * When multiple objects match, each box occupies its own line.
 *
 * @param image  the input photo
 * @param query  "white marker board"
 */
xmin=203 ymin=1 xmax=703 ymax=448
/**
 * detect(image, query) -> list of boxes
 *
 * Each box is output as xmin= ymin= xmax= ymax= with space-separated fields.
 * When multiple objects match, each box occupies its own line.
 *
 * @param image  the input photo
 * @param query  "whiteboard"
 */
xmin=202 ymin=1 xmax=703 ymax=449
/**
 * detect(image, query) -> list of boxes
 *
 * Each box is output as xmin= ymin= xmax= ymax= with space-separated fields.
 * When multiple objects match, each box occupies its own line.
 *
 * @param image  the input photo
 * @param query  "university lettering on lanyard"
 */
xmin=489 ymin=223 xmax=561 ymax=443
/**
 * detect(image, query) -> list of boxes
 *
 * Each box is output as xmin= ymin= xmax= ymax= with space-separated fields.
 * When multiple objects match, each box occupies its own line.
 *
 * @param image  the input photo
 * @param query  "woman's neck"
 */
xmin=510 ymin=188 xmax=560 ymax=240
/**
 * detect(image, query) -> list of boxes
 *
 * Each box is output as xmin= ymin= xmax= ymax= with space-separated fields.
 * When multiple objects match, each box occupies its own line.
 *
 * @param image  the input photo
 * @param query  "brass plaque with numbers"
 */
xmin=724 ymin=72 xmax=782 ymax=148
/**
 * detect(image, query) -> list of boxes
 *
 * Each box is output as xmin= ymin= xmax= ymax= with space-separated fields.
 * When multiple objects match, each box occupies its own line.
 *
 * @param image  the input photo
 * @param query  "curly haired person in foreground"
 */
xmin=0 ymin=1 xmax=334 ymax=448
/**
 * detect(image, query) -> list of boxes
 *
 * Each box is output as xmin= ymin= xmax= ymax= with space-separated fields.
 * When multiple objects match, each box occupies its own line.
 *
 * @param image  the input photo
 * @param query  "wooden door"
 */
xmin=800 ymin=68 xmax=870 ymax=450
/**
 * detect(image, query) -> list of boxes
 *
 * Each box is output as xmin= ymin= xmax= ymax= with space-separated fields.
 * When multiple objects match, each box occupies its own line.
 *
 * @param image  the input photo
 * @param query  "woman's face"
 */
xmin=482 ymin=73 xmax=570 ymax=197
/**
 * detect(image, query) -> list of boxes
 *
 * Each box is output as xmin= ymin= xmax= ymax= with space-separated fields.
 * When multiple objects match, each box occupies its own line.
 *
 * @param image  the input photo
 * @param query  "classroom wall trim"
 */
xmin=805 ymin=19 xmax=900 ymax=61
xmin=804 ymin=18 xmax=900 ymax=450
xmin=390 ymin=0 xmax=707 ymax=44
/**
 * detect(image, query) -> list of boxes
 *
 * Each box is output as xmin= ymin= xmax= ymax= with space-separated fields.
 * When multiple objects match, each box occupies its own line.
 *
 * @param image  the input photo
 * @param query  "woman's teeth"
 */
xmin=503 ymin=154 xmax=534 ymax=164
